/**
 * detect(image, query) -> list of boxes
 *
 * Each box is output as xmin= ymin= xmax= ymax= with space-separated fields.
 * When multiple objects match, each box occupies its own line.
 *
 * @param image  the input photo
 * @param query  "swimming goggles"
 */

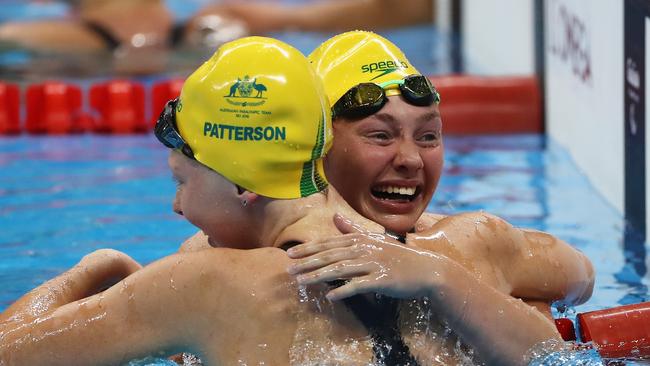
xmin=332 ymin=75 xmax=440 ymax=119
xmin=154 ymin=98 xmax=196 ymax=160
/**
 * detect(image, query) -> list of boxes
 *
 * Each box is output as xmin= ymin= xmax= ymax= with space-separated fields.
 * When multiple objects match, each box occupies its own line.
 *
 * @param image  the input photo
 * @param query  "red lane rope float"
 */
xmin=577 ymin=301 xmax=650 ymax=359
xmin=90 ymin=80 xmax=146 ymax=134
xmin=2 ymin=75 xmax=544 ymax=135
xmin=429 ymin=75 xmax=543 ymax=134
xmin=151 ymin=78 xmax=184 ymax=128
xmin=554 ymin=318 xmax=577 ymax=341
xmin=553 ymin=302 xmax=650 ymax=359
xmin=26 ymin=81 xmax=85 ymax=134
xmin=0 ymin=82 xmax=20 ymax=135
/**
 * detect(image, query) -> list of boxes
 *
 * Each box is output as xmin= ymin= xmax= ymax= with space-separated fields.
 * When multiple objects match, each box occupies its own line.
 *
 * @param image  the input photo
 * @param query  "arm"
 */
xmin=0 ymin=249 xmax=141 ymax=324
xmin=190 ymin=0 xmax=434 ymax=34
xmin=412 ymin=212 xmax=594 ymax=305
xmin=286 ymin=214 xmax=561 ymax=365
xmin=0 ymin=251 xmax=225 ymax=366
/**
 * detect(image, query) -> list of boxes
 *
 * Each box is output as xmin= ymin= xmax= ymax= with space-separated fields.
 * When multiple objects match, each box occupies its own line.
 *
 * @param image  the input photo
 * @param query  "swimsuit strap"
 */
xmin=283 ymin=235 xmax=420 ymax=365
xmin=83 ymin=21 xmax=186 ymax=50
xmin=385 ymin=229 xmax=407 ymax=244
xmin=334 ymin=230 xmax=420 ymax=365
xmin=82 ymin=20 xmax=121 ymax=51
xmin=169 ymin=23 xmax=186 ymax=47
xmin=340 ymin=293 xmax=420 ymax=365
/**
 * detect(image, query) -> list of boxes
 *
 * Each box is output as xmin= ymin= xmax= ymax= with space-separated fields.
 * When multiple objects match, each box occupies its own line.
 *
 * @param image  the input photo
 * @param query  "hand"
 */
xmin=0 ymin=249 xmax=142 ymax=323
xmin=77 ymin=249 xmax=142 ymax=295
xmin=286 ymin=214 xmax=443 ymax=301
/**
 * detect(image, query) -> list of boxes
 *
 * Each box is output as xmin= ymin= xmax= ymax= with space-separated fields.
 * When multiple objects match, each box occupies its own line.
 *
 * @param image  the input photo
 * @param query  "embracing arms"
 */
xmin=0 ymin=250 xmax=240 ymax=366
xmin=286 ymin=214 xmax=571 ymax=365
xmin=0 ymin=249 xmax=141 ymax=325
xmin=413 ymin=212 xmax=594 ymax=305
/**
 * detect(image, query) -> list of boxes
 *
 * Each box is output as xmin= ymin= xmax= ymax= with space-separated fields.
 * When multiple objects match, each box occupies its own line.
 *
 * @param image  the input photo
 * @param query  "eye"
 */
xmin=417 ymin=131 xmax=441 ymax=145
xmin=367 ymin=131 xmax=392 ymax=141
xmin=172 ymin=176 xmax=183 ymax=187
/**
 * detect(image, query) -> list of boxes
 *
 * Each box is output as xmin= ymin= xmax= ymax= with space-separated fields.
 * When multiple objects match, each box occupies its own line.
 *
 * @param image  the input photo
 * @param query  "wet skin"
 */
xmin=0 ymin=152 xmax=586 ymax=366
xmin=324 ymin=95 xmax=443 ymax=234
xmin=169 ymin=152 xmax=260 ymax=249
xmin=175 ymin=93 xmax=594 ymax=311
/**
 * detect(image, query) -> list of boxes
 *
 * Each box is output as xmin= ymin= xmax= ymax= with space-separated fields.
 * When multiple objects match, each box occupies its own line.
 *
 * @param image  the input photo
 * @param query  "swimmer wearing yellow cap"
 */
xmin=0 ymin=36 xmax=584 ymax=366
xmin=156 ymin=35 xmax=331 ymax=200
xmin=308 ymin=30 xmax=444 ymax=236
xmin=288 ymin=31 xmax=596 ymax=363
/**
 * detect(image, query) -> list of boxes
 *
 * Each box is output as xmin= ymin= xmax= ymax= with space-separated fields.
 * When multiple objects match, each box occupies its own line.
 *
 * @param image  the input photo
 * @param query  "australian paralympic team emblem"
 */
xmin=225 ymin=75 xmax=267 ymax=107
xmin=210 ymin=75 xmax=283 ymax=141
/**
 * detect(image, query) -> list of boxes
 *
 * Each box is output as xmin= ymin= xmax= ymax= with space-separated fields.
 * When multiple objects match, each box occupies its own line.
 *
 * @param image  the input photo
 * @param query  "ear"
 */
xmin=235 ymin=184 xmax=260 ymax=207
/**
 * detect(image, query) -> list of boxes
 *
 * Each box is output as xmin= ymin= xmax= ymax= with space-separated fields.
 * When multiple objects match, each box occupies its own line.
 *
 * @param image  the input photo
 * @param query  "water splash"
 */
xmin=526 ymin=339 xmax=604 ymax=366
xmin=289 ymin=284 xmax=374 ymax=365
xmin=399 ymin=298 xmax=476 ymax=365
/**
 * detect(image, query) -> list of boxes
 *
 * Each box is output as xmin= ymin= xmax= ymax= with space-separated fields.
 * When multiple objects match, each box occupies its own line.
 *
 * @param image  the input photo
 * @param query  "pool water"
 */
xmin=1 ymin=134 xmax=646 ymax=312
xmin=0 ymin=134 xmax=647 ymax=364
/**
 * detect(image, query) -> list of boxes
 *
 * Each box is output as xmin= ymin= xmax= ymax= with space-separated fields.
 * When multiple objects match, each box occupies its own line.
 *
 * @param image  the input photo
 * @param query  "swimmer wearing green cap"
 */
xmin=2 ymin=36 xmax=569 ymax=365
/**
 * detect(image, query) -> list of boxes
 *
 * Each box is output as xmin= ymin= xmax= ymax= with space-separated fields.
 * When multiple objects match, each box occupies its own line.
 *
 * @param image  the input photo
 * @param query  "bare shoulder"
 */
xmin=409 ymin=211 xmax=523 ymax=268
xmin=124 ymin=247 xmax=295 ymax=331
xmin=170 ymin=247 xmax=290 ymax=279
xmin=414 ymin=212 xmax=447 ymax=232
xmin=178 ymin=230 xmax=211 ymax=252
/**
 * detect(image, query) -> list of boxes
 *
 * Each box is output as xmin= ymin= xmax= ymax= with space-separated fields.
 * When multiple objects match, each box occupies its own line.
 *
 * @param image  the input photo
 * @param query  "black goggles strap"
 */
xmin=154 ymin=98 xmax=195 ymax=160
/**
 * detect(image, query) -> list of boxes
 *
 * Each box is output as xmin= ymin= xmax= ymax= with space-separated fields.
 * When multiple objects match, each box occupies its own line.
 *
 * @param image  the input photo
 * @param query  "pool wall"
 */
xmin=460 ymin=0 xmax=629 ymax=229
xmin=545 ymin=0 xmax=624 ymax=216
xmin=544 ymin=0 xmax=650 ymax=260
xmin=462 ymin=0 xmax=536 ymax=75
xmin=457 ymin=0 xmax=649 ymax=284
xmin=463 ymin=0 xmax=646 ymax=244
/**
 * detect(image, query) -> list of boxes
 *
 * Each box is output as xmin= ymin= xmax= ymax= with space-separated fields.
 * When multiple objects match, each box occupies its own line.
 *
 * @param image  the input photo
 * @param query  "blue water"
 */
xmin=1 ymin=134 xmax=645 ymax=315
xmin=1 ymin=134 xmax=645 ymax=366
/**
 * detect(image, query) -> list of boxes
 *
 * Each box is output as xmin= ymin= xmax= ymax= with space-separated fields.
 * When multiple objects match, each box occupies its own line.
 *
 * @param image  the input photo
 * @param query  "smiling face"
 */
xmin=168 ymin=151 xmax=258 ymax=248
xmin=324 ymin=96 xmax=444 ymax=234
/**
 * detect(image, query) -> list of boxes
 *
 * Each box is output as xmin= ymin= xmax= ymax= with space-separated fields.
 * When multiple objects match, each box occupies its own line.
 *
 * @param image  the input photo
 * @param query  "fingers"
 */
xmin=325 ymin=276 xmax=380 ymax=301
xmin=77 ymin=249 xmax=142 ymax=296
xmin=294 ymin=260 xmax=372 ymax=285
xmin=287 ymin=246 xmax=366 ymax=274
xmin=335 ymin=214 xmax=404 ymax=246
xmin=333 ymin=213 xmax=366 ymax=235
xmin=287 ymin=235 xmax=362 ymax=258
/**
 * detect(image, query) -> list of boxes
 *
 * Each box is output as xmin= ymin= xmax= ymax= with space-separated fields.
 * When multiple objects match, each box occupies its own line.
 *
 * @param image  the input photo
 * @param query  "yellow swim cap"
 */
xmin=309 ymin=31 xmax=420 ymax=104
xmin=177 ymin=37 xmax=332 ymax=199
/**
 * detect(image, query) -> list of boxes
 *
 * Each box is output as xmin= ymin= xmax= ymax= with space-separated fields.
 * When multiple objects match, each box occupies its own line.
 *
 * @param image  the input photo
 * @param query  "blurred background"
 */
xmin=0 ymin=0 xmax=451 ymax=78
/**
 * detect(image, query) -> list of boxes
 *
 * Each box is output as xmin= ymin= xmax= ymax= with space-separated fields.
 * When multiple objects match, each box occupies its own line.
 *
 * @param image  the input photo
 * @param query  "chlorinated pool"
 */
xmin=1 ymin=134 xmax=644 ymax=312
xmin=1 ymin=134 xmax=647 ymax=364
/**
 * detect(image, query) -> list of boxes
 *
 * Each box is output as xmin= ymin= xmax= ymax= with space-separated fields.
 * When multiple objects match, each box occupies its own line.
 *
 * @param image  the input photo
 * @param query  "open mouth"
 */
xmin=371 ymin=185 xmax=421 ymax=202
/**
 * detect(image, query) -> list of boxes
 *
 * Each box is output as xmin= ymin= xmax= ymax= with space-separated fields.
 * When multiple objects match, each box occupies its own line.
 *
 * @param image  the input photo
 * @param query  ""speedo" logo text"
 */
xmin=361 ymin=60 xmax=409 ymax=80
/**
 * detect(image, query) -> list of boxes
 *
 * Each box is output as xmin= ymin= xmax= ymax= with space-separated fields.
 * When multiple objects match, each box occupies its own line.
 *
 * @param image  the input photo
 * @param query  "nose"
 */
xmin=393 ymin=140 xmax=424 ymax=175
xmin=172 ymin=193 xmax=183 ymax=216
